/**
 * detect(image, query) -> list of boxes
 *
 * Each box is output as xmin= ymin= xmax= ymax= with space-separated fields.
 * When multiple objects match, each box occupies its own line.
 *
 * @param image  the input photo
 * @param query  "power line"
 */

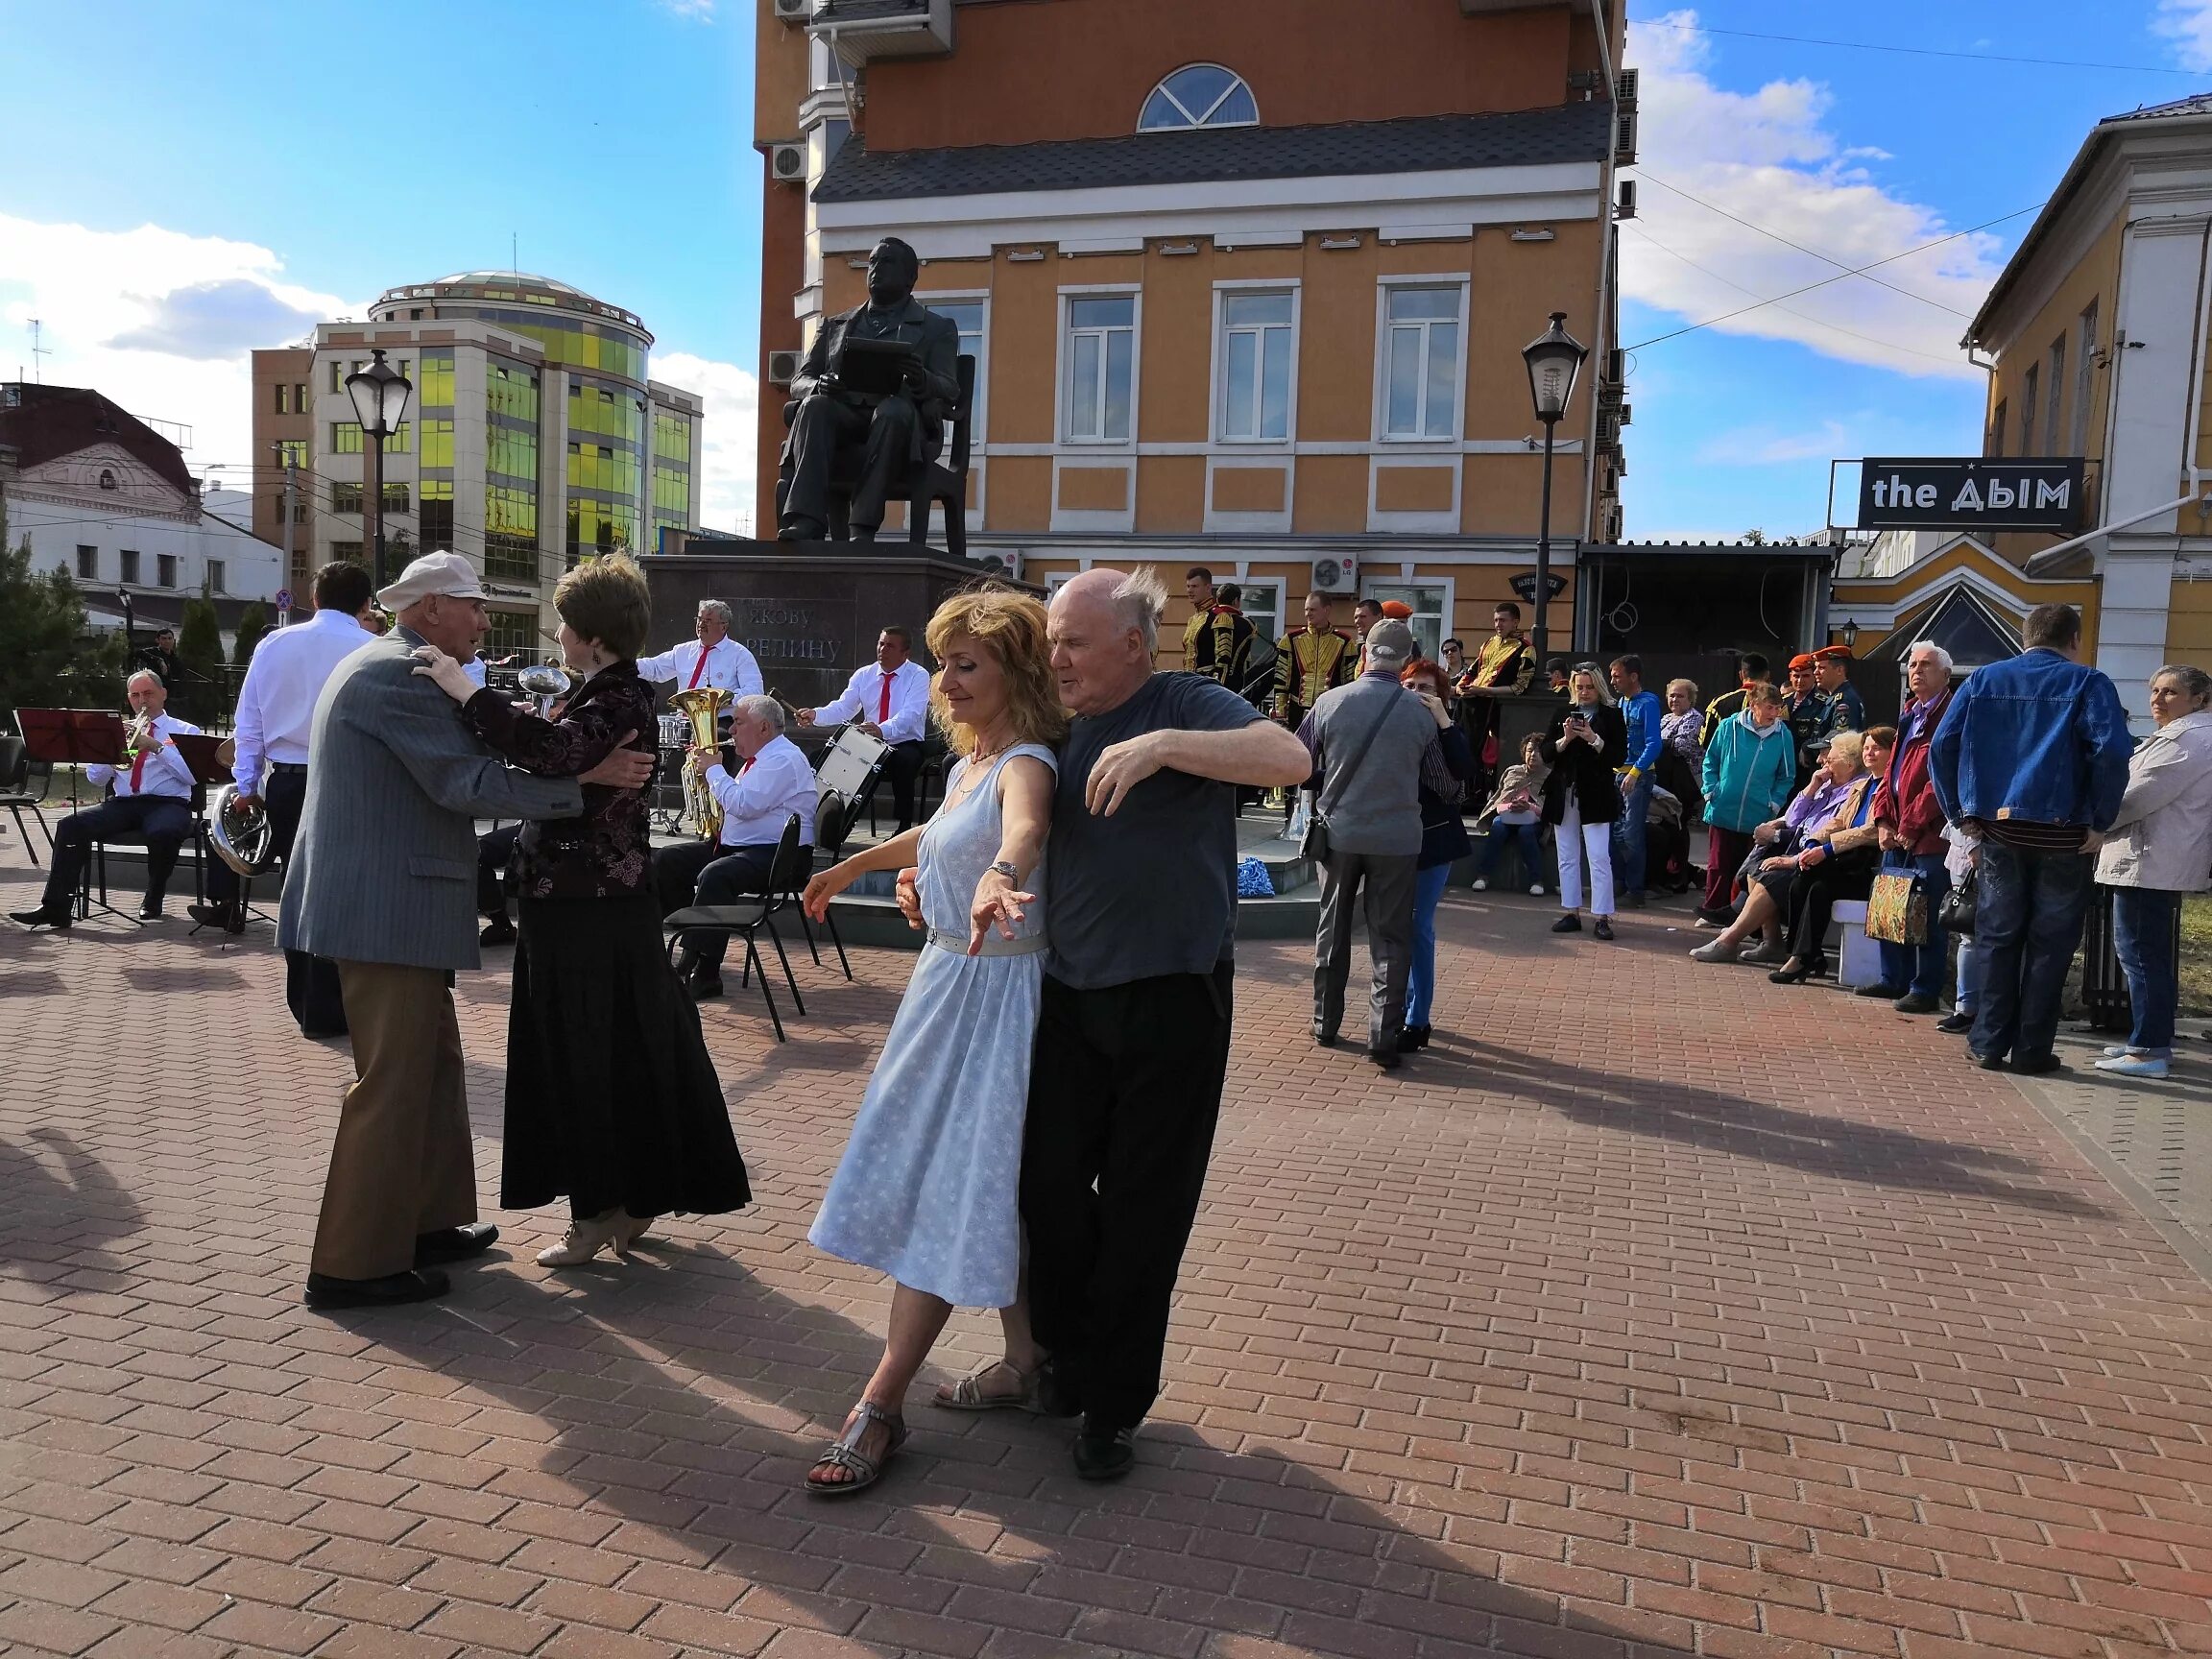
xmin=1635 ymin=172 xmax=1977 ymax=320
xmin=1627 ymin=15 xmax=2202 ymax=76
xmin=1624 ymin=202 xmax=2045 ymax=351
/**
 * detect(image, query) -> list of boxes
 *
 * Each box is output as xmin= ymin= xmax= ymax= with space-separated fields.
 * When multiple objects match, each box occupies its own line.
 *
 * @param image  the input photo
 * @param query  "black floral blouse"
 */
xmin=461 ymin=661 xmax=659 ymax=900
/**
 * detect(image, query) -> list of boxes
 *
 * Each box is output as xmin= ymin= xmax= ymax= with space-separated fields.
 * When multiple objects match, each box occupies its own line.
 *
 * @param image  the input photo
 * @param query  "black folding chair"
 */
xmin=0 ymin=734 xmax=50 ymax=867
xmin=662 ymin=813 xmax=808 ymax=1042
xmin=789 ymin=789 xmax=855 ymax=981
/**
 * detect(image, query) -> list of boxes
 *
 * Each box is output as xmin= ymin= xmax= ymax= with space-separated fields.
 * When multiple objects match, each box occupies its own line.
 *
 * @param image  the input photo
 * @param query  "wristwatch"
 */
xmin=988 ymin=859 xmax=1020 ymax=880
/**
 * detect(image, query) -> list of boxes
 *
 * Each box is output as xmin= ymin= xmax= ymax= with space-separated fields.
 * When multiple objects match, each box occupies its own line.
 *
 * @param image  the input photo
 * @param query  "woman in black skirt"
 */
xmin=411 ymin=553 xmax=749 ymax=1267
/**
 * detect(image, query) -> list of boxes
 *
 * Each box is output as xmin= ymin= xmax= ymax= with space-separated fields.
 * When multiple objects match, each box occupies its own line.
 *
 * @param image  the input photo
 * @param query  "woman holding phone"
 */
xmin=1538 ymin=663 xmax=1627 ymax=940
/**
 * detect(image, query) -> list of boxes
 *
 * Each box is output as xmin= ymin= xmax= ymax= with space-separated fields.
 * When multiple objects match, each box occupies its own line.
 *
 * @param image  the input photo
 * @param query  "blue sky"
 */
xmin=2 ymin=0 xmax=2209 ymax=539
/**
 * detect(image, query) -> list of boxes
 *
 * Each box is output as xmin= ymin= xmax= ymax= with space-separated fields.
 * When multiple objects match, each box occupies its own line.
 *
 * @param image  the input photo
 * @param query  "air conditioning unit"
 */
xmin=1615 ymin=110 xmax=1639 ymax=166
xmin=1615 ymin=179 xmax=1638 ymax=221
xmin=1596 ymin=414 xmax=1622 ymax=448
xmin=1310 ymin=555 xmax=1358 ymax=595
xmin=769 ymin=142 xmax=806 ymax=184
xmin=766 ymin=349 xmax=805 ymax=386
xmin=772 ymin=0 xmax=810 ymax=19
xmin=1601 ymin=347 xmax=1625 ymax=387
xmin=974 ymin=550 xmax=1022 ymax=581
xmin=1616 ymin=67 xmax=1640 ymax=108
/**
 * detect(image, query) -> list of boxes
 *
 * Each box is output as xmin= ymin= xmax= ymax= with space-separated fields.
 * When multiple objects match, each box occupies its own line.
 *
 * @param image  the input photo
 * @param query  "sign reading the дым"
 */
xmin=1857 ymin=457 xmax=2085 ymax=533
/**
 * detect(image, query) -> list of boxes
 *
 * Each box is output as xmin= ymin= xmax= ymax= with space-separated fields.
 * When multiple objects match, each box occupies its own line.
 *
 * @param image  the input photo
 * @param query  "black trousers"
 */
xmin=204 ymin=768 xmax=346 ymax=1036
xmin=42 ymin=793 xmax=191 ymax=909
xmin=864 ymin=740 xmax=926 ymax=831
xmin=781 ymin=393 xmax=923 ymax=533
xmin=1020 ymin=963 xmax=1235 ymax=1432
xmin=654 ymin=839 xmax=781 ymax=973
xmin=478 ymin=823 xmax=522 ymax=922
xmin=1784 ymin=851 xmax=1877 ymax=962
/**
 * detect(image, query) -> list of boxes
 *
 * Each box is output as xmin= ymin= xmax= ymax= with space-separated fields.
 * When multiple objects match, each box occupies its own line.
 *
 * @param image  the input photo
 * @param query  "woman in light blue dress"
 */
xmin=798 ymin=588 xmax=1067 ymax=1496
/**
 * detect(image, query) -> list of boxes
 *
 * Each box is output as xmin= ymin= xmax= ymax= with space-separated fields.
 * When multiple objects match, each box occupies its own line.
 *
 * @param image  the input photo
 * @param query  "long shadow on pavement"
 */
xmin=0 ymin=1128 xmax=148 ymax=1291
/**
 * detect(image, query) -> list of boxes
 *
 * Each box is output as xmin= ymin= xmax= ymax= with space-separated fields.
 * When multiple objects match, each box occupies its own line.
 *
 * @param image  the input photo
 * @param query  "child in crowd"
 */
xmin=1473 ymin=733 xmax=1551 ymax=895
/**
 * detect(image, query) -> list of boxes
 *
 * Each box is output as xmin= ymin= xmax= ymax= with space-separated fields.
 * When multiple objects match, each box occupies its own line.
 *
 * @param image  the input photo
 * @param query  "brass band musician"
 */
xmin=1270 ymin=593 xmax=1354 ymax=822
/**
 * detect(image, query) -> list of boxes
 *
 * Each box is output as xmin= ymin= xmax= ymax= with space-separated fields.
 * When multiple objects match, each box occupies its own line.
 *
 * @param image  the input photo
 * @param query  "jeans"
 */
xmin=1403 ymin=863 xmax=1454 ymax=1029
xmin=1477 ymin=820 xmax=1546 ymax=887
xmin=1876 ymin=850 xmax=1951 ymax=998
xmin=1954 ymin=935 xmax=1984 ymax=1014
xmin=1556 ymin=803 xmax=1615 ymax=917
xmin=1972 ymin=838 xmax=2095 ymax=1064
xmin=1610 ymin=774 xmax=1653 ymax=896
xmin=2110 ymin=887 xmax=2180 ymax=1057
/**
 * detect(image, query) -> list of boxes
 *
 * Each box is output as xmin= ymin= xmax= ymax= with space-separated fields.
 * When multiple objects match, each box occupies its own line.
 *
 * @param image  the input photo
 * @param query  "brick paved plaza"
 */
xmin=4 ymin=864 xmax=2212 ymax=1659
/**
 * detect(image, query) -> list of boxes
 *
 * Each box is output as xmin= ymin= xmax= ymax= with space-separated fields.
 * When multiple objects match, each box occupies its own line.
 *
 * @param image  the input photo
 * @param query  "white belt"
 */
xmin=925 ymin=926 xmax=1046 ymax=958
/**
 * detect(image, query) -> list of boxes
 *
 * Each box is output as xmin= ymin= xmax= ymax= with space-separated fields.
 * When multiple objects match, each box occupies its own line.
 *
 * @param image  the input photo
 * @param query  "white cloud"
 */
xmin=2156 ymin=0 xmax=2212 ymax=70
xmin=653 ymin=349 xmax=759 ymax=537
xmin=658 ymin=0 xmax=715 ymax=17
xmin=1621 ymin=12 xmax=2005 ymax=379
xmin=1695 ymin=419 xmax=1851 ymax=467
xmin=0 ymin=212 xmax=359 ymax=487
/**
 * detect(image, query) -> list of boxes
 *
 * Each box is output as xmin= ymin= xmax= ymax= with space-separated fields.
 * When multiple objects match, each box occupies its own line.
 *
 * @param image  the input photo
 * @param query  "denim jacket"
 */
xmin=1927 ymin=648 xmax=2134 ymax=830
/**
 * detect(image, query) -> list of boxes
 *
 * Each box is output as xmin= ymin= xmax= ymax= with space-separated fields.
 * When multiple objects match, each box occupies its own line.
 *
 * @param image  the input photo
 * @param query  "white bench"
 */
xmin=1831 ymin=899 xmax=1887 ymax=988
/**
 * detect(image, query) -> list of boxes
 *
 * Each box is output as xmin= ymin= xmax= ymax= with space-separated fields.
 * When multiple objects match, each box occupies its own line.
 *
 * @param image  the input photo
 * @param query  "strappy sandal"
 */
xmin=805 ymin=1399 xmax=908 ymax=1498
xmin=933 ymin=1358 xmax=1038 ymax=1413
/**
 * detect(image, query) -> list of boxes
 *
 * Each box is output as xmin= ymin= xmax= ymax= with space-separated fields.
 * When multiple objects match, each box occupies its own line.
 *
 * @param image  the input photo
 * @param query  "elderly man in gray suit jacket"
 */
xmin=281 ymin=552 xmax=654 ymax=1310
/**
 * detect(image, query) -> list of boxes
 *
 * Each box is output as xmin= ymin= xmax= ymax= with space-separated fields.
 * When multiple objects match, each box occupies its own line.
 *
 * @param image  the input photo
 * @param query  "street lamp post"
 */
xmin=344 ymin=349 xmax=414 ymax=591
xmin=1521 ymin=311 xmax=1589 ymax=665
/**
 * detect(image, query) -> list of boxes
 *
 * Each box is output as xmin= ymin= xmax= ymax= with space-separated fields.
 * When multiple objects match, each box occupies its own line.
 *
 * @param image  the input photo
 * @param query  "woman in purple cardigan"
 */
xmin=413 ymin=554 xmax=750 ymax=1268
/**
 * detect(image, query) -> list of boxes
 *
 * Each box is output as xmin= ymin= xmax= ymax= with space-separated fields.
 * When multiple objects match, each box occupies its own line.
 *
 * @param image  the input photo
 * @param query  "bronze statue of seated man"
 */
xmin=779 ymin=236 xmax=961 ymax=543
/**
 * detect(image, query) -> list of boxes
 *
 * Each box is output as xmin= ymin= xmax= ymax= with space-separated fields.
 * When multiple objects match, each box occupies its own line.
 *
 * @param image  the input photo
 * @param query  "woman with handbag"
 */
xmin=1864 ymin=643 xmax=1958 ymax=1013
xmin=1396 ymin=659 xmax=1475 ymax=1052
xmin=2090 ymin=665 xmax=2212 ymax=1078
xmin=1539 ymin=663 xmax=1628 ymax=940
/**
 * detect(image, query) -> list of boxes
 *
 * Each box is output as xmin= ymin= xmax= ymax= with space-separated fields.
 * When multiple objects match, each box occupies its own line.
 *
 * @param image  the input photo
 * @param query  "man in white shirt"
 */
xmin=656 ymin=694 xmax=817 ymax=998
xmin=636 ymin=599 xmax=763 ymax=699
xmin=798 ymin=624 xmax=933 ymax=830
xmin=12 ymin=670 xmax=202 ymax=927
xmin=188 ymin=562 xmax=376 ymax=1029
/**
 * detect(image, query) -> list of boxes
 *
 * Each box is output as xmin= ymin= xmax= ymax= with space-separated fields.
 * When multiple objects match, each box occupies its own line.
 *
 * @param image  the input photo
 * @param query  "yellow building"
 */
xmin=1836 ymin=92 xmax=2212 ymax=725
xmin=753 ymin=0 xmax=1631 ymax=666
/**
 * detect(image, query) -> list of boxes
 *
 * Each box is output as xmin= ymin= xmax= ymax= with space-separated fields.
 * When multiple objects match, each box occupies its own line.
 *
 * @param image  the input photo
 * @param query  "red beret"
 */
xmin=1788 ymin=653 xmax=1817 ymax=671
xmin=1814 ymin=644 xmax=1853 ymax=662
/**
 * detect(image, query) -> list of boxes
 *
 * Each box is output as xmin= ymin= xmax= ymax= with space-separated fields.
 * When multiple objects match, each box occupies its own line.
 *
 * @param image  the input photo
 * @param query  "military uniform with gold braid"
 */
xmin=1272 ymin=625 xmax=1355 ymax=729
xmin=1183 ymin=604 xmax=1258 ymax=690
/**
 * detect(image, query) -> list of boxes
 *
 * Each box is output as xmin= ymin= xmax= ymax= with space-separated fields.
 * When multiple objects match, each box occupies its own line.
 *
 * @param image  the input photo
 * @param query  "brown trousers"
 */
xmin=310 ymin=961 xmax=479 ymax=1280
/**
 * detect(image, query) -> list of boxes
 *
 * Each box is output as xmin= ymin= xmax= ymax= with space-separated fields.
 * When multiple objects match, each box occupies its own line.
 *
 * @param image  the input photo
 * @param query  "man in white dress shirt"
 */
xmin=188 ymin=562 xmax=377 ymax=1029
xmin=636 ymin=599 xmax=763 ymax=700
xmin=12 ymin=671 xmax=202 ymax=927
xmin=799 ymin=624 xmax=933 ymax=830
xmin=657 ymin=694 xmax=817 ymax=998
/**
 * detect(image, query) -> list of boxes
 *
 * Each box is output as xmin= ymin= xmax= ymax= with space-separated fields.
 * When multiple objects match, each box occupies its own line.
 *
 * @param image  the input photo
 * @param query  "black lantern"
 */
xmin=1839 ymin=618 xmax=1861 ymax=650
xmin=1521 ymin=312 xmax=1588 ymax=662
xmin=344 ymin=349 xmax=414 ymax=590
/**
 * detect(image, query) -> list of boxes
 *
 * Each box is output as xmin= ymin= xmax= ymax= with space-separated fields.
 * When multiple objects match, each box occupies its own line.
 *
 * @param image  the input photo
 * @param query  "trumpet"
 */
xmin=669 ymin=686 xmax=733 ymax=841
xmin=120 ymin=709 xmax=155 ymax=759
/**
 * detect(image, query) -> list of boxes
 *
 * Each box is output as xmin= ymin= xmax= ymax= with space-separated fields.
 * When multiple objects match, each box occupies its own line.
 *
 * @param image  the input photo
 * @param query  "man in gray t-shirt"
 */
xmin=970 ymin=567 xmax=1310 ymax=1482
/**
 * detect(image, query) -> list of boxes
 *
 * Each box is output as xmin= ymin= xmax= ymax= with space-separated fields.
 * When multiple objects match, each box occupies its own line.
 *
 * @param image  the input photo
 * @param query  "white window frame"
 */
xmin=1362 ymin=578 xmax=1455 ymax=662
xmin=2072 ymin=300 xmax=2099 ymax=456
xmin=1230 ymin=576 xmax=1286 ymax=651
xmin=1211 ymin=280 xmax=1300 ymax=445
xmin=1139 ymin=64 xmax=1259 ymax=132
xmin=2019 ymin=363 xmax=2038 ymax=458
xmin=921 ymin=289 xmax=990 ymax=445
xmin=2046 ymin=335 xmax=2065 ymax=458
xmin=1057 ymin=286 xmax=1141 ymax=448
xmin=1373 ymin=276 xmax=1470 ymax=445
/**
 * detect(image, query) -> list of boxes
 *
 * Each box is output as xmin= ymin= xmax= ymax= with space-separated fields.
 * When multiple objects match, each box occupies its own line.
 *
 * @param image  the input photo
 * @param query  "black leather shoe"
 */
xmin=10 ymin=906 xmax=71 ymax=930
xmin=415 ymin=1224 xmax=499 ymax=1266
xmin=1893 ymin=992 xmax=1939 ymax=1015
xmin=1072 ymin=1418 xmax=1137 ymax=1481
xmin=1368 ymin=1047 xmax=1402 ymax=1070
xmin=479 ymin=918 xmax=517 ymax=947
xmin=1855 ymin=982 xmax=1906 ymax=999
xmin=304 ymin=1268 xmax=450 ymax=1310
xmin=777 ymin=517 xmax=827 ymax=542
xmin=2011 ymin=1052 xmax=2063 ymax=1076
xmin=1396 ymin=1024 xmax=1431 ymax=1053
xmin=1593 ymin=918 xmax=1615 ymax=941
xmin=187 ymin=902 xmax=228 ymax=930
xmin=1312 ymin=1030 xmax=1338 ymax=1047
xmin=688 ymin=973 xmax=725 ymax=1000
xmin=1975 ymin=1049 xmax=2008 ymax=1070
xmin=1768 ymin=958 xmax=1815 ymax=985
xmin=1936 ymin=1012 xmax=1974 ymax=1034
xmin=1031 ymin=1358 xmax=1083 ymax=1420
xmin=137 ymin=899 xmax=165 ymax=921
xmin=1551 ymin=915 xmax=1582 ymax=934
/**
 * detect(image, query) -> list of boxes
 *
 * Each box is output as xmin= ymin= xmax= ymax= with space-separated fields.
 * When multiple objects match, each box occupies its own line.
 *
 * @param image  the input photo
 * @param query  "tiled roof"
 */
xmin=0 ymin=383 xmax=196 ymax=498
xmin=2104 ymin=91 xmax=2212 ymax=125
xmin=815 ymin=101 xmax=1614 ymax=203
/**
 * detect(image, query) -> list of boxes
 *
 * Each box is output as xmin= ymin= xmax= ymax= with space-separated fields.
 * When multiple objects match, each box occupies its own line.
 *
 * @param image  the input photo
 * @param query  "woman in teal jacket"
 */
xmin=1696 ymin=683 xmax=1799 ymax=924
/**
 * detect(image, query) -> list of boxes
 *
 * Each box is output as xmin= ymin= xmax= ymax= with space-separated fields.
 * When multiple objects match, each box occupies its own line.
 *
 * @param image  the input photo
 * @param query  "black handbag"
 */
xmin=1301 ymin=690 xmax=1412 ymax=863
xmin=1937 ymin=864 xmax=1977 ymax=937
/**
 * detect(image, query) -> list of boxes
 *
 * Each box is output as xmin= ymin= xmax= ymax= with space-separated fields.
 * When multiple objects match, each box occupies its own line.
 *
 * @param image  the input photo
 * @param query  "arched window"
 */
xmin=98 ymin=469 xmax=116 ymax=491
xmin=1139 ymin=64 xmax=1257 ymax=132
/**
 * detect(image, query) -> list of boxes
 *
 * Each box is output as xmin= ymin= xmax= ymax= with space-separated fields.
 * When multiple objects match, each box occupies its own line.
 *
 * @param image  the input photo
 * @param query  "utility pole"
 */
xmin=279 ymin=443 xmax=299 ymax=602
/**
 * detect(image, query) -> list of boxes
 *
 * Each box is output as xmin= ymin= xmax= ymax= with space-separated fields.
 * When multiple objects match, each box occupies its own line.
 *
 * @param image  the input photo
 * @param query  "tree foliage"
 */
xmin=0 ymin=496 xmax=127 ymax=732
xmin=177 ymin=583 xmax=226 ymax=725
xmin=231 ymin=602 xmax=269 ymax=668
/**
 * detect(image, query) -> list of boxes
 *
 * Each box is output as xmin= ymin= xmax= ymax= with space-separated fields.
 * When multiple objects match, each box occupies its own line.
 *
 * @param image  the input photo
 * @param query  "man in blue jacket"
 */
xmin=1928 ymin=604 xmax=2134 ymax=1074
xmin=1608 ymin=655 xmax=1665 ymax=907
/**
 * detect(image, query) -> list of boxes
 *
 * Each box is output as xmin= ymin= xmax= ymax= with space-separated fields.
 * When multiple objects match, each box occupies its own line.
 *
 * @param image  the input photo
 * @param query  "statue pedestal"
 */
xmin=640 ymin=540 xmax=1031 ymax=710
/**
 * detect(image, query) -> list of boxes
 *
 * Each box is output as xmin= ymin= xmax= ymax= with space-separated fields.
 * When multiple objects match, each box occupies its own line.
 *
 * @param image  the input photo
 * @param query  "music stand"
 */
xmin=16 ymin=709 xmax=132 ymax=922
xmin=173 ymin=735 xmax=267 ymax=938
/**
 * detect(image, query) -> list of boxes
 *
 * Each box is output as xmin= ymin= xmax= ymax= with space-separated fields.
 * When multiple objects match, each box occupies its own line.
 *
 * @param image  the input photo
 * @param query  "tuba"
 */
xmin=208 ymin=783 xmax=279 ymax=876
xmin=669 ymin=686 xmax=733 ymax=841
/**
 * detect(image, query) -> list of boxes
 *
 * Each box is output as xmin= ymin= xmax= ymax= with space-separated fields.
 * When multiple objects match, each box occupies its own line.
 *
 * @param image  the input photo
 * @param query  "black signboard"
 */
xmin=1857 ymin=457 xmax=2085 ymax=533
xmin=1510 ymin=570 xmax=1570 ymax=604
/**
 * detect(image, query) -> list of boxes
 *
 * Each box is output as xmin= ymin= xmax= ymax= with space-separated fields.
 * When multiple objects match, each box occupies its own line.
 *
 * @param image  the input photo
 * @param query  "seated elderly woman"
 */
xmin=1687 ymin=728 xmax=1890 ymax=971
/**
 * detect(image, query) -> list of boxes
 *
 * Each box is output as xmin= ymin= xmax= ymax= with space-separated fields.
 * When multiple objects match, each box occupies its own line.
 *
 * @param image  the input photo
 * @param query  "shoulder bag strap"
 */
xmin=1316 ymin=688 xmax=1412 ymax=822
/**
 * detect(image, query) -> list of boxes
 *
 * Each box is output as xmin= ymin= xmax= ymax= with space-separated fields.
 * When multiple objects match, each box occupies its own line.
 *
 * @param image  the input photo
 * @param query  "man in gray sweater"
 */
xmin=1298 ymin=619 xmax=1452 ymax=1069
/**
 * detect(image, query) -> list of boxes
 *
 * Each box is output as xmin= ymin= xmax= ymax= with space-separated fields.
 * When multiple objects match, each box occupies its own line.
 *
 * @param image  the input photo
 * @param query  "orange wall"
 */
xmin=864 ymin=0 xmax=1590 ymax=150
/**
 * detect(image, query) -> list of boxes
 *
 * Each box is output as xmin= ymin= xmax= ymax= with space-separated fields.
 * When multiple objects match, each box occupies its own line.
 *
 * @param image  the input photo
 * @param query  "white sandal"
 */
xmin=805 ymin=1400 xmax=908 ymax=1497
xmin=933 ymin=1358 xmax=1039 ymax=1413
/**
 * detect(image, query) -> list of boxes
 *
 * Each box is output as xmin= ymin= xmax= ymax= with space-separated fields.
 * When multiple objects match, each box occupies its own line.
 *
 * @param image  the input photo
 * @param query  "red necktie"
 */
xmin=130 ymin=719 xmax=151 ymax=791
xmin=878 ymin=670 xmax=893 ymax=722
xmin=686 ymin=646 xmax=709 ymax=689
xmin=739 ymin=756 xmax=755 ymax=775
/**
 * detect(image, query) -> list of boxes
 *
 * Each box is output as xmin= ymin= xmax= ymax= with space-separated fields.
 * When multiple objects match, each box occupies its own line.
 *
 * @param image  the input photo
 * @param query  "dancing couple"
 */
xmin=800 ymin=572 xmax=1310 ymax=1492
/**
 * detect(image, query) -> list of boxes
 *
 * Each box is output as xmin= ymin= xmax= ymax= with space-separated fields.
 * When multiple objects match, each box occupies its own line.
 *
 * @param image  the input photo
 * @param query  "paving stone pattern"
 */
xmin=3 ymin=866 xmax=2211 ymax=1659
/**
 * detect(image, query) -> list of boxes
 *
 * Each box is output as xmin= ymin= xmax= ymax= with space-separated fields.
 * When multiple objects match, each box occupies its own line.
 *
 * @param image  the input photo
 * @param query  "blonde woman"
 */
xmin=1538 ymin=662 xmax=1627 ymax=939
xmin=798 ymin=589 xmax=1068 ymax=1497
